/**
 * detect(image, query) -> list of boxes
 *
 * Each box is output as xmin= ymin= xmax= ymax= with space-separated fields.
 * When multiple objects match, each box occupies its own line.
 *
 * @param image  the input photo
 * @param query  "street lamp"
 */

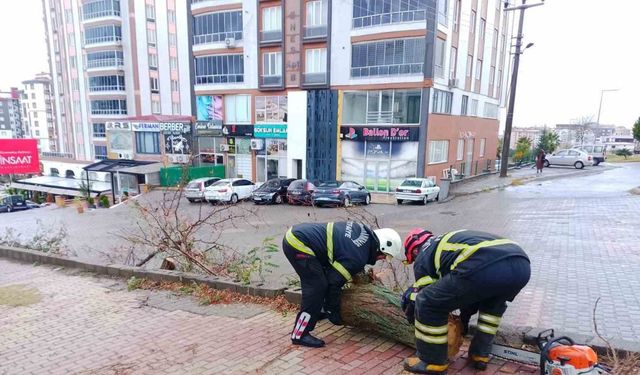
xmin=596 ymin=89 xmax=619 ymax=126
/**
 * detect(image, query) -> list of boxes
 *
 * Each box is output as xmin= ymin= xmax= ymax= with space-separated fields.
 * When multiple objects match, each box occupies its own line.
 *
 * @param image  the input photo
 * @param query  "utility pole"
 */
xmin=596 ymin=88 xmax=619 ymax=126
xmin=499 ymin=0 xmax=544 ymax=177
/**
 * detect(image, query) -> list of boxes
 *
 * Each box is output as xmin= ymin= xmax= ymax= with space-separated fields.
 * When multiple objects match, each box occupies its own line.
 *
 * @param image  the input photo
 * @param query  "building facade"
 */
xmin=42 ymin=0 xmax=193 ymax=161
xmin=509 ymin=127 xmax=543 ymax=149
xmin=0 ymin=88 xmax=25 ymax=139
xmin=21 ymin=73 xmax=58 ymax=153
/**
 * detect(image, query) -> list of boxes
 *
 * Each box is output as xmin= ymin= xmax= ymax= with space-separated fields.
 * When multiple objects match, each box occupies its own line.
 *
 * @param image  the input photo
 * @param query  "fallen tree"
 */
xmin=341 ymin=275 xmax=464 ymax=359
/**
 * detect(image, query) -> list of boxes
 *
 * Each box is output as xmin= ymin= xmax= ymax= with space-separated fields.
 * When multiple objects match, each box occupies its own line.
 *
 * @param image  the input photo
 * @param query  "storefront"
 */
xmin=223 ymin=125 xmax=253 ymax=179
xmin=195 ymin=122 xmax=225 ymax=166
xmin=340 ymin=126 xmax=420 ymax=192
xmin=160 ymin=122 xmax=192 ymax=164
xmin=105 ymin=121 xmax=134 ymax=160
xmin=254 ymin=124 xmax=288 ymax=182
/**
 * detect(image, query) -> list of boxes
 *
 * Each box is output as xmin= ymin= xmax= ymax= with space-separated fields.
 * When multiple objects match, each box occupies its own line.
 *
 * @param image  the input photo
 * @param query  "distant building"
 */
xmin=615 ymin=126 xmax=631 ymax=137
xmin=21 ymin=73 xmax=58 ymax=153
xmin=555 ymin=123 xmax=615 ymax=147
xmin=603 ymin=136 xmax=635 ymax=153
xmin=509 ymin=127 xmax=543 ymax=149
xmin=0 ymin=88 xmax=25 ymax=139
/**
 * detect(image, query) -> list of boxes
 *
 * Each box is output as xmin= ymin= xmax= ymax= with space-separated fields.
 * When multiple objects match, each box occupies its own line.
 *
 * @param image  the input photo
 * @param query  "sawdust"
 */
xmin=629 ymin=187 xmax=640 ymax=195
xmin=0 ymin=284 xmax=42 ymax=306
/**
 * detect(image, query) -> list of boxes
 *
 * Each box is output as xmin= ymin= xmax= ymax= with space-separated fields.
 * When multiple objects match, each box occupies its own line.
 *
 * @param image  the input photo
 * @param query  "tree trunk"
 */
xmin=341 ymin=282 xmax=464 ymax=359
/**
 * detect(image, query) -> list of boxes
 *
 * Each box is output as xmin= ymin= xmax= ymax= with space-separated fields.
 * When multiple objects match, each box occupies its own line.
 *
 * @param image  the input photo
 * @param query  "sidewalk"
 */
xmin=0 ymin=259 xmax=538 ymax=375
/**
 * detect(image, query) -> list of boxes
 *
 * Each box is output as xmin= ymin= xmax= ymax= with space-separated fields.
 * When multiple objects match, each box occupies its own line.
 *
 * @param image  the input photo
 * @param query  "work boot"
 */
xmin=403 ymin=357 xmax=448 ymax=374
xmin=291 ymin=333 xmax=325 ymax=348
xmin=470 ymin=355 xmax=489 ymax=370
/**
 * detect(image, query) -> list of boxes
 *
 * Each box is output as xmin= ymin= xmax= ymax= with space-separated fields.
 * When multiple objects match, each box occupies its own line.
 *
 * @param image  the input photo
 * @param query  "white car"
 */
xmin=544 ymin=149 xmax=593 ymax=169
xmin=204 ymin=178 xmax=255 ymax=204
xmin=184 ymin=177 xmax=221 ymax=203
xmin=395 ymin=178 xmax=440 ymax=205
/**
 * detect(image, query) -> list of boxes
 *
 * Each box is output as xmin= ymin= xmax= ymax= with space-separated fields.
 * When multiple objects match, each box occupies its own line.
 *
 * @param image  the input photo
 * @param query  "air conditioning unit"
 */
xmin=250 ymin=139 xmax=264 ymax=150
xmin=118 ymin=152 xmax=133 ymax=160
xmin=219 ymin=144 xmax=231 ymax=152
xmin=225 ymin=37 xmax=236 ymax=48
xmin=448 ymin=78 xmax=459 ymax=88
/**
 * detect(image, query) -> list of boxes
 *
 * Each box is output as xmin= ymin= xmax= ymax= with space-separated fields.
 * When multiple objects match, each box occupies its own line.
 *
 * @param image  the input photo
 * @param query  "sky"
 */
xmin=0 ymin=0 xmax=638 ymax=129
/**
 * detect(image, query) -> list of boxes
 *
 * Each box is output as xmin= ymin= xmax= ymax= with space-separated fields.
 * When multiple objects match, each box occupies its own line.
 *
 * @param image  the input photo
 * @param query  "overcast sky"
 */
xmin=0 ymin=0 xmax=638 ymax=129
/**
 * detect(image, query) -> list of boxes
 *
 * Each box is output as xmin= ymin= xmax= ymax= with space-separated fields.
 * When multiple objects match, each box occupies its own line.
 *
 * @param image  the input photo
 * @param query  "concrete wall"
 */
xmin=286 ymin=90 xmax=307 ymax=179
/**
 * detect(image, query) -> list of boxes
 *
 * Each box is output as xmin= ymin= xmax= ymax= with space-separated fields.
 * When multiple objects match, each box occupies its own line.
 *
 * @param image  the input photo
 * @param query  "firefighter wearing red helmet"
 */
xmin=401 ymin=228 xmax=531 ymax=374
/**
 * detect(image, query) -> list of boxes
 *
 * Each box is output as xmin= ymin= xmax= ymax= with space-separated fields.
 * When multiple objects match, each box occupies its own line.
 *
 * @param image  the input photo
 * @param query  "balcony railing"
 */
xmin=366 ymin=111 xmax=394 ymax=124
xmin=352 ymin=10 xmax=427 ymax=29
xmin=303 ymin=72 xmax=327 ymax=85
xmin=261 ymin=75 xmax=282 ymax=87
xmin=41 ymin=151 xmax=74 ymax=159
xmin=89 ymin=84 xmax=125 ymax=92
xmin=84 ymin=35 xmax=122 ymax=46
xmin=260 ymin=30 xmax=282 ymax=43
xmin=195 ymin=74 xmax=244 ymax=85
xmin=83 ymin=9 xmax=120 ymax=21
xmin=304 ymin=25 xmax=328 ymax=39
xmin=86 ymin=58 xmax=124 ymax=69
xmin=193 ymin=31 xmax=242 ymax=45
xmin=91 ymin=108 xmax=127 ymax=115
xmin=351 ymin=62 xmax=423 ymax=78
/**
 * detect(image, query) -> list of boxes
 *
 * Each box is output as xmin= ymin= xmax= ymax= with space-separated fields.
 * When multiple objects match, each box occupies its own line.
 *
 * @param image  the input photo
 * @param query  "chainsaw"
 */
xmin=491 ymin=329 xmax=611 ymax=375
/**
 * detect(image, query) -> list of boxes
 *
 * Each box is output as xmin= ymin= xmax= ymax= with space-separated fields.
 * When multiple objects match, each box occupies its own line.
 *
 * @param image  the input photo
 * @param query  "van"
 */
xmin=578 ymin=145 xmax=606 ymax=166
xmin=0 ymin=195 xmax=28 ymax=213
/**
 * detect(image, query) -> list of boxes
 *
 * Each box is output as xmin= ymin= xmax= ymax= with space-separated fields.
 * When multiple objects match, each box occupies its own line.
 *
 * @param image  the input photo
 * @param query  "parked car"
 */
xmin=395 ymin=178 xmax=440 ymax=205
xmin=204 ymin=178 xmax=255 ymax=204
xmin=578 ymin=145 xmax=606 ymax=166
xmin=185 ymin=177 xmax=222 ymax=202
xmin=312 ymin=181 xmax=371 ymax=207
xmin=25 ymin=200 xmax=42 ymax=209
xmin=544 ymin=149 xmax=593 ymax=169
xmin=287 ymin=179 xmax=316 ymax=205
xmin=252 ymin=178 xmax=296 ymax=204
xmin=0 ymin=195 xmax=28 ymax=213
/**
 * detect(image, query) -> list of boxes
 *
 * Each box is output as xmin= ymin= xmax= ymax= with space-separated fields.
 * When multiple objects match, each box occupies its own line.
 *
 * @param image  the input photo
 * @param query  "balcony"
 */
xmin=260 ymin=30 xmax=282 ymax=44
xmin=193 ymin=31 xmax=242 ymax=46
xmin=86 ymin=57 xmax=125 ymax=71
xmin=195 ymin=74 xmax=244 ymax=85
xmin=303 ymin=25 xmax=327 ymax=40
xmin=88 ymin=84 xmax=125 ymax=93
xmin=260 ymin=75 xmax=282 ymax=87
xmin=82 ymin=9 xmax=121 ymax=25
xmin=84 ymin=35 xmax=122 ymax=47
xmin=303 ymin=72 xmax=327 ymax=86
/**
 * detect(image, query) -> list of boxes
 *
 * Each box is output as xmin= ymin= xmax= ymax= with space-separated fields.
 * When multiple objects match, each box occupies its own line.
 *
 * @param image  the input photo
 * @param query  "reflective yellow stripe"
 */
xmin=477 ymin=323 xmax=499 ymax=335
xmin=434 ymin=230 xmax=465 ymax=276
xmin=415 ymin=330 xmax=448 ymax=344
xmin=472 ymin=355 xmax=490 ymax=363
xmin=409 ymin=292 xmax=417 ymax=301
xmin=427 ymin=364 xmax=449 ymax=372
xmin=450 ymin=239 xmax=516 ymax=270
xmin=326 ymin=222 xmax=352 ymax=282
xmin=478 ymin=313 xmax=502 ymax=325
xmin=413 ymin=276 xmax=436 ymax=288
xmin=286 ymin=228 xmax=315 ymax=256
xmin=415 ymin=321 xmax=448 ymax=335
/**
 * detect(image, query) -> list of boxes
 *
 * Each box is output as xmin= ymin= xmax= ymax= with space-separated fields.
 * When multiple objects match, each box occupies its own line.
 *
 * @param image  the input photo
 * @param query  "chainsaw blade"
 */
xmin=491 ymin=344 xmax=540 ymax=366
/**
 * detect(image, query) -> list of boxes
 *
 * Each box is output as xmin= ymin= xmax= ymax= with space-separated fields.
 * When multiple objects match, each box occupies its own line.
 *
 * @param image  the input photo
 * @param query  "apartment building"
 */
xmin=21 ymin=73 xmax=58 ymax=153
xmin=0 ymin=88 xmax=25 ymax=139
xmin=42 ymin=0 xmax=192 ymax=162
xmin=509 ymin=127 xmax=543 ymax=149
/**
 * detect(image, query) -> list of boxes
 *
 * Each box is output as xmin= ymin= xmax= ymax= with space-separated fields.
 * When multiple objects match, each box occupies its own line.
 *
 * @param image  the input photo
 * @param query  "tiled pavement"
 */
xmin=0 ymin=259 xmax=538 ymax=375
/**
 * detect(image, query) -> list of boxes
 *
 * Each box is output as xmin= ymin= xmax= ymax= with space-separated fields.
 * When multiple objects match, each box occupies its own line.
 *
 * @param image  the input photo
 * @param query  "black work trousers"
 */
xmin=414 ymin=257 xmax=531 ymax=365
xmin=282 ymin=239 xmax=327 ymax=338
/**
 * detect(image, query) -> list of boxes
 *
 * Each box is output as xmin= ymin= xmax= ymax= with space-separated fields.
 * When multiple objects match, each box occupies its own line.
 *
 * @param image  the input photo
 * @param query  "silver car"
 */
xmin=185 ymin=177 xmax=221 ymax=202
xmin=544 ymin=149 xmax=593 ymax=169
xmin=395 ymin=178 xmax=440 ymax=205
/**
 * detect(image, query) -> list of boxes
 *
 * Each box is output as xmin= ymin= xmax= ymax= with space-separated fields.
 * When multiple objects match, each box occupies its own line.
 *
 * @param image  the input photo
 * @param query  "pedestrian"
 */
xmin=401 ymin=228 xmax=531 ymax=374
xmin=536 ymin=149 xmax=546 ymax=174
xmin=283 ymin=221 xmax=403 ymax=348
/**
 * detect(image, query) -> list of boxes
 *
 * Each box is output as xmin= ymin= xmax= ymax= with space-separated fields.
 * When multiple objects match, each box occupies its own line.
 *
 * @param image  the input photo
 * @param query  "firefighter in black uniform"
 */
xmin=283 ymin=221 xmax=403 ymax=348
xmin=401 ymin=228 xmax=531 ymax=374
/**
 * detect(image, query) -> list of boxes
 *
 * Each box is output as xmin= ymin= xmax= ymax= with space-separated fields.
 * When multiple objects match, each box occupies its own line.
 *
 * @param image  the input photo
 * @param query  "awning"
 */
xmin=11 ymin=176 xmax=112 ymax=198
xmin=118 ymin=162 xmax=164 ymax=175
xmin=83 ymin=159 xmax=156 ymax=174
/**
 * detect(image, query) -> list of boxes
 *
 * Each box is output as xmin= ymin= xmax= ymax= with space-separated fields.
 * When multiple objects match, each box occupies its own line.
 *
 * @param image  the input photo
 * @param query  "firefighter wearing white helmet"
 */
xmin=282 ymin=221 xmax=403 ymax=348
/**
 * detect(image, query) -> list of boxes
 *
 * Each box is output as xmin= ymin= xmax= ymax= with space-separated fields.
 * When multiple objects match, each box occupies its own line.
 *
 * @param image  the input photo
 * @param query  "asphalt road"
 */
xmin=1 ymin=162 xmax=639 ymax=342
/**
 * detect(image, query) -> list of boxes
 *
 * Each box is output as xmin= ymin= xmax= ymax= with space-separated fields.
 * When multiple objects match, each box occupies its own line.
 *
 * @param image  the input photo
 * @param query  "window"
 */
xmin=30 ymin=83 xmax=34 ymax=90
xmin=195 ymin=54 xmax=244 ymax=84
xmin=352 ymin=0 xmax=427 ymax=28
xmin=151 ymin=99 xmax=160 ymax=114
xmin=476 ymin=59 xmax=482 ymax=80
xmin=342 ymin=89 xmax=421 ymax=125
xmin=82 ymin=0 xmax=120 ymax=20
xmin=34 ymin=121 xmax=39 ymax=127
xmin=145 ymin=4 xmax=155 ymax=21
xmin=171 ymin=79 xmax=179 ymax=92
xmin=170 ymin=57 xmax=178 ymax=70
xmin=169 ymin=33 xmax=177 ymax=46
xmin=453 ymin=0 xmax=461 ymax=31
xmin=50 ymin=167 xmax=60 ymax=176
xmin=256 ymin=96 xmax=287 ymax=123
xmin=470 ymin=99 xmax=479 ymax=116
xmin=147 ymin=28 xmax=156 ymax=45
xmin=479 ymin=138 xmax=486 ymax=157
xmin=493 ymin=28 xmax=499 ymax=49
xmin=150 ymin=77 xmax=159 ymax=93
xmin=435 ymin=38 xmax=446 ymax=78
xmin=225 ymin=94 xmax=251 ymax=123
xmin=457 ymin=139 xmax=464 ymax=160
xmin=90 ymin=99 xmax=127 ymax=115
xmin=84 ymin=25 xmax=121 ymax=44
xmin=479 ymin=18 xmax=486 ymax=39
xmin=449 ymin=46 xmax=458 ymax=78
xmin=262 ymin=6 xmax=282 ymax=31
xmin=36 ymin=130 xmax=41 ymax=137
xmin=466 ymin=55 xmax=473 ymax=77
xmin=483 ymin=103 xmax=498 ymax=119
xmin=432 ymin=89 xmax=453 ymax=114
xmin=351 ymin=38 xmax=425 ymax=78
xmin=193 ymin=10 xmax=243 ymax=44
xmin=65 ymin=9 xmax=73 ymax=22
xmin=305 ymin=48 xmax=326 ymax=73
xmin=262 ymin=52 xmax=282 ymax=85
xmin=92 ymin=122 xmax=106 ymax=138
xmin=88 ymin=75 xmax=125 ymax=91
xmin=438 ymin=0 xmax=448 ymax=26
xmin=461 ymin=95 xmax=468 ymax=115
xmin=136 ymin=132 xmax=160 ymax=154
xmin=168 ymin=10 xmax=176 ymax=24
xmin=33 ymin=102 xmax=37 ymax=109
xmin=172 ymin=102 xmax=181 ymax=115
xmin=306 ymin=1 xmax=326 ymax=27
xmin=34 ymin=112 xmax=39 ymax=118
xmin=489 ymin=66 xmax=495 ymax=85
xmin=470 ymin=10 xmax=476 ymax=33
xmin=86 ymin=50 xmax=123 ymax=68
xmin=94 ymin=145 xmax=107 ymax=160
xmin=149 ymin=53 xmax=158 ymax=69
xmin=429 ymin=140 xmax=449 ymax=164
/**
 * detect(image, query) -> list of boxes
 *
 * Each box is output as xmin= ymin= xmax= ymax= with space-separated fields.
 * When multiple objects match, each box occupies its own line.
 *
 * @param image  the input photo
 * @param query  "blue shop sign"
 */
xmin=254 ymin=124 xmax=287 ymax=139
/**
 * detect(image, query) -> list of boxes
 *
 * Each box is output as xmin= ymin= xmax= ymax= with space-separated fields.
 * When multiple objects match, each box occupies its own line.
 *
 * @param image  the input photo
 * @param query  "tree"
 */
xmin=537 ymin=128 xmax=560 ymax=154
xmin=572 ymin=115 xmax=595 ymax=146
xmin=514 ymin=137 xmax=532 ymax=164
xmin=633 ymin=117 xmax=640 ymax=143
xmin=616 ymin=148 xmax=632 ymax=160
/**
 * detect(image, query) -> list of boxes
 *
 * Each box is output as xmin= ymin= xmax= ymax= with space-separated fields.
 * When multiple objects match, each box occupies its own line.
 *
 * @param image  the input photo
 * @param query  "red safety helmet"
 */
xmin=403 ymin=228 xmax=433 ymax=264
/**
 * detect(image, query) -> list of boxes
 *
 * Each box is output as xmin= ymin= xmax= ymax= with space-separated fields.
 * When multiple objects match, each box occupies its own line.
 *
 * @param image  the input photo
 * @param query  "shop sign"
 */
xmin=254 ymin=124 xmax=287 ymax=139
xmin=106 ymin=121 xmax=131 ymax=131
xmin=226 ymin=137 xmax=236 ymax=153
xmin=340 ymin=126 xmax=419 ymax=142
xmin=0 ymin=139 xmax=40 ymax=175
xmin=459 ymin=130 xmax=476 ymax=139
xmin=162 ymin=122 xmax=192 ymax=163
xmin=160 ymin=122 xmax=191 ymax=134
xmin=196 ymin=121 xmax=223 ymax=137
xmin=131 ymin=122 xmax=161 ymax=132
xmin=222 ymin=124 xmax=254 ymax=137
xmin=196 ymin=95 xmax=223 ymax=125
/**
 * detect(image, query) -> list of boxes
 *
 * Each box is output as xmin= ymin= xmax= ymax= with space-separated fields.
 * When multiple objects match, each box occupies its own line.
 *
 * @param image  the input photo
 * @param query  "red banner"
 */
xmin=0 ymin=139 xmax=40 ymax=175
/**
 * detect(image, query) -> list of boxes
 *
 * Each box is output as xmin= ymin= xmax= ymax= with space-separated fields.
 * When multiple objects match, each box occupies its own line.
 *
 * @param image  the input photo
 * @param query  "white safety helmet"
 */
xmin=374 ymin=228 xmax=404 ymax=261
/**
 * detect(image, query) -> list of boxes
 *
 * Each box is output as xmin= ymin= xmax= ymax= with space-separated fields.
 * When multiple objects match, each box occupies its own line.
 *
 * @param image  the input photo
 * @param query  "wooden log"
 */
xmin=341 ymin=281 xmax=464 ymax=359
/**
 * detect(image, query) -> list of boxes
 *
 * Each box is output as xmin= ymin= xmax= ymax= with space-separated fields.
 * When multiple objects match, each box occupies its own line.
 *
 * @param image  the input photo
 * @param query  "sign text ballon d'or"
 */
xmin=0 ymin=139 xmax=41 ymax=175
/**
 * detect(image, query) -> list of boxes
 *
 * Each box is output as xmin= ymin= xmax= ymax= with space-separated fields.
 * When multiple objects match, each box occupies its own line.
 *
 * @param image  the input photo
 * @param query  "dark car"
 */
xmin=287 ymin=179 xmax=317 ymax=205
xmin=0 ymin=195 xmax=28 ymax=213
xmin=312 ymin=181 xmax=371 ymax=207
xmin=252 ymin=178 xmax=296 ymax=204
